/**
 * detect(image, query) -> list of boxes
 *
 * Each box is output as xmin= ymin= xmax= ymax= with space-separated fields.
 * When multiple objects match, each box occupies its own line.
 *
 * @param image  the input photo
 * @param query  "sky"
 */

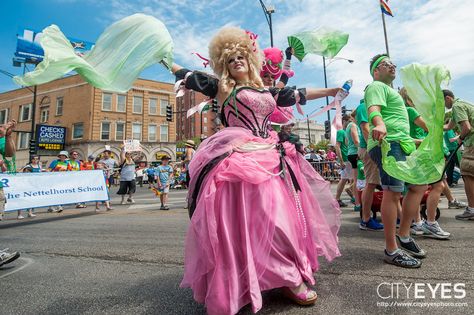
xmin=1 ymin=0 xmax=474 ymax=123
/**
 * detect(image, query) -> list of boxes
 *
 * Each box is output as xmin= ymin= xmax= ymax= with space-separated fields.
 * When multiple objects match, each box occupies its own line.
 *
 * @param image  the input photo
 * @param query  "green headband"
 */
xmin=370 ymin=55 xmax=388 ymax=77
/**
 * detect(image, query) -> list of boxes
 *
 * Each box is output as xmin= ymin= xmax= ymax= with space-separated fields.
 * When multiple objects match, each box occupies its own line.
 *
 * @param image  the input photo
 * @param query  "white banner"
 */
xmin=2 ymin=170 xmax=109 ymax=212
xmin=123 ymin=139 xmax=141 ymax=152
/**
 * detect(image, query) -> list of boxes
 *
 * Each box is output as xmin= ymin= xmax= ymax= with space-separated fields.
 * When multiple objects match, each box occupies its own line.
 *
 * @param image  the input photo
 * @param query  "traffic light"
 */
xmin=211 ymin=99 xmax=219 ymax=113
xmin=29 ymin=138 xmax=37 ymax=155
xmin=166 ymin=104 xmax=173 ymax=122
xmin=342 ymin=105 xmax=347 ymax=115
xmin=324 ymin=120 xmax=331 ymax=140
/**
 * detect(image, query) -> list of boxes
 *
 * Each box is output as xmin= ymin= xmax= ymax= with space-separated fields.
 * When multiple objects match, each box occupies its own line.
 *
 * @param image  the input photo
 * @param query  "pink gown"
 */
xmin=181 ymin=87 xmax=341 ymax=315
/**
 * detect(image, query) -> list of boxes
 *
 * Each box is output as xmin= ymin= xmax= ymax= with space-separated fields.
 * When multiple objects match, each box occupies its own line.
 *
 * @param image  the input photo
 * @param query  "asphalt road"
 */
xmin=1 ymin=183 xmax=472 ymax=315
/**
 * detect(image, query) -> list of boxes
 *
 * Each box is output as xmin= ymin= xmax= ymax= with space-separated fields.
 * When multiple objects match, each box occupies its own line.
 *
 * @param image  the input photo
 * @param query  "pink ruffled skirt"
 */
xmin=181 ymin=127 xmax=340 ymax=315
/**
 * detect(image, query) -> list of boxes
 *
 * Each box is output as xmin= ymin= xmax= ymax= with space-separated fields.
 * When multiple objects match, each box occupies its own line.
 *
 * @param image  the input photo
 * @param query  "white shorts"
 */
xmin=339 ymin=161 xmax=353 ymax=179
xmin=357 ymin=179 xmax=366 ymax=191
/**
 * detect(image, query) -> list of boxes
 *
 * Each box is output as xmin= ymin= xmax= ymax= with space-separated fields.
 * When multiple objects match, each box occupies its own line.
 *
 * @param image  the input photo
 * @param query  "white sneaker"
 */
xmin=17 ymin=215 xmax=25 ymax=220
xmin=410 ymin=223 xmax=424 ymax=236
xmin=422 ymin=221 xmax=450 ymax=239
xmin=127 ymin=198 xmax=135 ymax=204
xmin=28 ymin=213 xmax=36 ymax=218
xmin=121 ymin=200 xmax=127 ymax=205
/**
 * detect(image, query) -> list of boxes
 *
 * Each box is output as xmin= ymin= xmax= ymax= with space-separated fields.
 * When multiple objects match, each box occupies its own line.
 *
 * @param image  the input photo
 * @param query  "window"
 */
xmin=0 ymin=109 xmax=8 ymax=124
xmin=102 ymin=93 xmax=112 ymax=111
xmin=203 ymin=117 xmax=208 ymax=123
xmin=101 ymin=122 xmax=110 ymax=140
xmin=160 ymin=99 xmax=168 ymax=116
xmin=160 ymin=125 xmax=168 ymax=142
xmin=40 ymin=108 xmax=49 ymax=123
xmin=56 ymin=97 xmax=63 ymax=116
xmin=132 ymin=123 xmax=142 ymax=140
xmin=133 ymin=96 xmax=143 ymax=114
xmin=17 ymin=132 xmax=31 ymax=149
xmin=148 ymin=125 xmax=157 ymax=141
xmin=149 ymin=98 xmax=158 ymax=115
xmin=117 ymin=95 xmax=127 ymax=112
xmin=203 ymin=126 xmax=208 ymax=132
xmin=72 ymin=123 xmax=83 ymax=139
xmin=116 ymin=122 xmax=125 ymax=140
xmin=19 ymin=104 xmax=32 ymax=122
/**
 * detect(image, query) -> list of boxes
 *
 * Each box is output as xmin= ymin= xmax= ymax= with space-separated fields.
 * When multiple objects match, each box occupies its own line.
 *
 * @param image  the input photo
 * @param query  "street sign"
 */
xmin=36 ymin=124 xmax=66 ymax=153
xmin=15 ymin=28 xmax=94 ymax=64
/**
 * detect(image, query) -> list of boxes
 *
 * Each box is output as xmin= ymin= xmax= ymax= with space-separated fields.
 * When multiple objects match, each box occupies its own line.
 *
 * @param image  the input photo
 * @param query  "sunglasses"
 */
xmin=378 ymin=61 xmax=397 ymax=69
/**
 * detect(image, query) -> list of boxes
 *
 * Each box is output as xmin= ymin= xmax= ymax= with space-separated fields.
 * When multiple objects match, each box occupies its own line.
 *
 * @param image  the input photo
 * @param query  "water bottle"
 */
xmin=342 ymin=79 xmax=353 ymax=92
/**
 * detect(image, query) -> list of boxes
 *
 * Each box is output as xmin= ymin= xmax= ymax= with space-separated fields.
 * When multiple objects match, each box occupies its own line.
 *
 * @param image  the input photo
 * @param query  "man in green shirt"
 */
xmin=365 ymin=54 xmax=427 ymax=268
xmin=346 ymin=110 xmax=362 ymax=212
xmin=335 ymin=115 xmax=352 ymax=207
xmin=0 ymin=119 xmax=21 ymax=267
xmin=443 ymin=90 xmax=474 ymax=220
xmin=444 ymin=129 xmax=460 ymax=186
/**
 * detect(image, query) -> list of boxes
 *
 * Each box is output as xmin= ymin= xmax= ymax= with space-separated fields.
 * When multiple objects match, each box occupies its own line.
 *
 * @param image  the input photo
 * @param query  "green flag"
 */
xmin=14 ymin=14 xmax=174 ymax=93
xmin=287 ymin=28 xmax=349 ymax=62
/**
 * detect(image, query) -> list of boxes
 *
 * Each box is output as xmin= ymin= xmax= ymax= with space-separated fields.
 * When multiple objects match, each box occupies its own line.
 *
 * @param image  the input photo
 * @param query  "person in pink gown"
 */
xmin=171 ymin=27 xmax=341 ymax=315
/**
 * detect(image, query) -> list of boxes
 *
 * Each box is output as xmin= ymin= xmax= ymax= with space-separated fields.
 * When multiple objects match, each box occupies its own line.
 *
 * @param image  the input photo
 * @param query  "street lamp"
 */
xmin=259 ymin=0 xmax=275 ymax=47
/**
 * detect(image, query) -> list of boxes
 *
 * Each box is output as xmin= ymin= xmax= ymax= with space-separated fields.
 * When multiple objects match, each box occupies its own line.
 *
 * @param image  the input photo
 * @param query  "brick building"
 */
xmin=0 ymin=74 xmax=177 ymax=167
xmin=175 ymin=90 xmax=222 ymax=141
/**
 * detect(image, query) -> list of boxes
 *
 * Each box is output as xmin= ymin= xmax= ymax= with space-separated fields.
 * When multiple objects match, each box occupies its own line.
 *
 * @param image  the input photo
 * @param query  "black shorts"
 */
xmin=117 ymin=180 xmax=136 ymax=195
xmin=348 ymin=154 xmax=358 ymax=169
xmin=147 ymin=175 xmax=155 ymax=184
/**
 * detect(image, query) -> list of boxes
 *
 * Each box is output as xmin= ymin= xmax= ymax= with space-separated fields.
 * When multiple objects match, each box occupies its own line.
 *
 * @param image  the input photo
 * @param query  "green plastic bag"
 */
xmin=381 ymin=63 xmax=451 ymax=184
xmin=14 ymin=14 xmax=174 ymax=93
xmin=287 ymin=28 xmax=349 ymax=62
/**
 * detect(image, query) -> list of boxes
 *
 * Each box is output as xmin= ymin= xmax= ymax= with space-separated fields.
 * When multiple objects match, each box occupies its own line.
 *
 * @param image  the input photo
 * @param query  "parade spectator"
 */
xmin=184 ymin=139 xmax=195 ymax=187
xmin=17 ymin=156 xmax=43 ymax=219
xmin=366 ymin=53 xmax=427 ymax=268
xmin=94 ymin=162 xmax=113 ymax=211
xmin=69 ymin=150 xmax=86 ymax=209
xmin=443 ymin=90 xmax=474 ymax=220
xmin=355 ymin=99 xmax=384 ymax=231
xmin=48 ymin=150 xmax=72 ymax=212
xmin=346 ymin=111 xmax=362 ymax=212
xmin=81 ymin=155 xmax=96 ymax=170
xmin=135 ymin=166 xmax=144 ymax=187
xmin=117 ymin=147 xmax=136 ymax=205
xmin=146 ymin=166 xmax=156 ymax=188
xmin=156 ymin=156 xmax=174 ymax=210
xmin=98 ymin=148 xmax=118 ymax=187
xmin=335 ymin=115 xmax=352 ymax=207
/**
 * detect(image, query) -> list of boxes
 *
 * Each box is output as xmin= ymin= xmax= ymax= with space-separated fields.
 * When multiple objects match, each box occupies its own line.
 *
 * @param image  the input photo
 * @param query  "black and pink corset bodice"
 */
xmin=222 ymin=88 xmax=276 ymax=138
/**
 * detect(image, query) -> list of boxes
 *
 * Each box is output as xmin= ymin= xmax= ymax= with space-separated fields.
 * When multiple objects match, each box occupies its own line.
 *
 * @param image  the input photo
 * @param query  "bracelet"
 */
xmin=368 ymin=111 xmax=382 ymax=123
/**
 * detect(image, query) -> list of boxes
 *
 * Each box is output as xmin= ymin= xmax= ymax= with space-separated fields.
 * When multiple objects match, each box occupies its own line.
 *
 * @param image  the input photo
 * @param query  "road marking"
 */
xmin=0 ymin=257 xmax=34 ymax=279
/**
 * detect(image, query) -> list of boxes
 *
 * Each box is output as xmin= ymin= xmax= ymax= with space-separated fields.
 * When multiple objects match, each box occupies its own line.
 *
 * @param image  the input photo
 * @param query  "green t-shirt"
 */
xmin=0 ymin=137 xmax=5 ymax=189
xmin=336 ymin=129 xmax=348 ymax=162
xmin=406 ymin=107 xmax=426 ymax=140
xmin=452 ymin=99 xmax=474 ymax=147
xmin=355 ymin=101 xmax=368 ymax=149
xmin=364 ymin=81 xmax=412 ymax=151
xmin=345 ymin=121 xmax=361 ymax=155
xmin=444 ymin=130 xmax=458 ymax=151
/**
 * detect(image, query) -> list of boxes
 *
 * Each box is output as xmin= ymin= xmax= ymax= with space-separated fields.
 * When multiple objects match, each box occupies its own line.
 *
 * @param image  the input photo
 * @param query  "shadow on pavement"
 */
xmin=0 ymin=211 xmax=98 ymax=230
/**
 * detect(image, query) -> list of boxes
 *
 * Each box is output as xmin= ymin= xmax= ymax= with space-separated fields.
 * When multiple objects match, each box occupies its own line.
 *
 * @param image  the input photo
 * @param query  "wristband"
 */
xmin=368 ymin=111 xmax=382 ymax=123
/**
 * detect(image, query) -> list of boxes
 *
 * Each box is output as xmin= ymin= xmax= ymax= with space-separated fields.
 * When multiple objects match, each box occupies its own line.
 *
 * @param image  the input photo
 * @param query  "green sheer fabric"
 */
xmin=14 ymin=14 xmax=174 ymax=93
xmin=381 ymin=63 xmax=451 ymax=184
xmin=287 ymin=28 xmax=349 ymax=62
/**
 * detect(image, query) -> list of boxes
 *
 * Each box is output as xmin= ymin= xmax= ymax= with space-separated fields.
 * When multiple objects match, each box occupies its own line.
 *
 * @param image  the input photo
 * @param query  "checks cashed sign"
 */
xmin=2 ymin=171 xmax=109 ymax=211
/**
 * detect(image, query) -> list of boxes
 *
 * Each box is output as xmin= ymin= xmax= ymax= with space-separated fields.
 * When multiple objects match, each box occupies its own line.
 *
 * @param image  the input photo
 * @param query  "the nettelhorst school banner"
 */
xmin=2 ymin=171 xmax=109 ymax=212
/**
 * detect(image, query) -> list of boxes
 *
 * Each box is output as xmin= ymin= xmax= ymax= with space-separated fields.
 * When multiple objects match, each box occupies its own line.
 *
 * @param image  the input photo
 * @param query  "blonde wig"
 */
xmin=208 ymin=27 xmax=264 ymax=93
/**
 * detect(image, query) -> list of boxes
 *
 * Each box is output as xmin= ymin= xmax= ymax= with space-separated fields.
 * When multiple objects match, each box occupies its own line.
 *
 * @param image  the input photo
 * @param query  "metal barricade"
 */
xmin=309 ymin=160 xmax=341 ymax=181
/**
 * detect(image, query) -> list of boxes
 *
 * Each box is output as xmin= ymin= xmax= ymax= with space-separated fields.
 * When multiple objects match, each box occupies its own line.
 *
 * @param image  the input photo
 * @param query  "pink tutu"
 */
xmin=181 ymin=127 xmax=341 ymax=315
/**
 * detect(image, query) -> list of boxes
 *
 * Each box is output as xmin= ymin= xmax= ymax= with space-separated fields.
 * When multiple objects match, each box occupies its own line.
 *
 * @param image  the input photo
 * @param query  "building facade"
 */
xmin=292 ymin=119 xmax=325 ymax=146
xmin=0 ymin=75 xmax=177 ymax=167
xmin=175 ymin=90 xmax=222 ymax=141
